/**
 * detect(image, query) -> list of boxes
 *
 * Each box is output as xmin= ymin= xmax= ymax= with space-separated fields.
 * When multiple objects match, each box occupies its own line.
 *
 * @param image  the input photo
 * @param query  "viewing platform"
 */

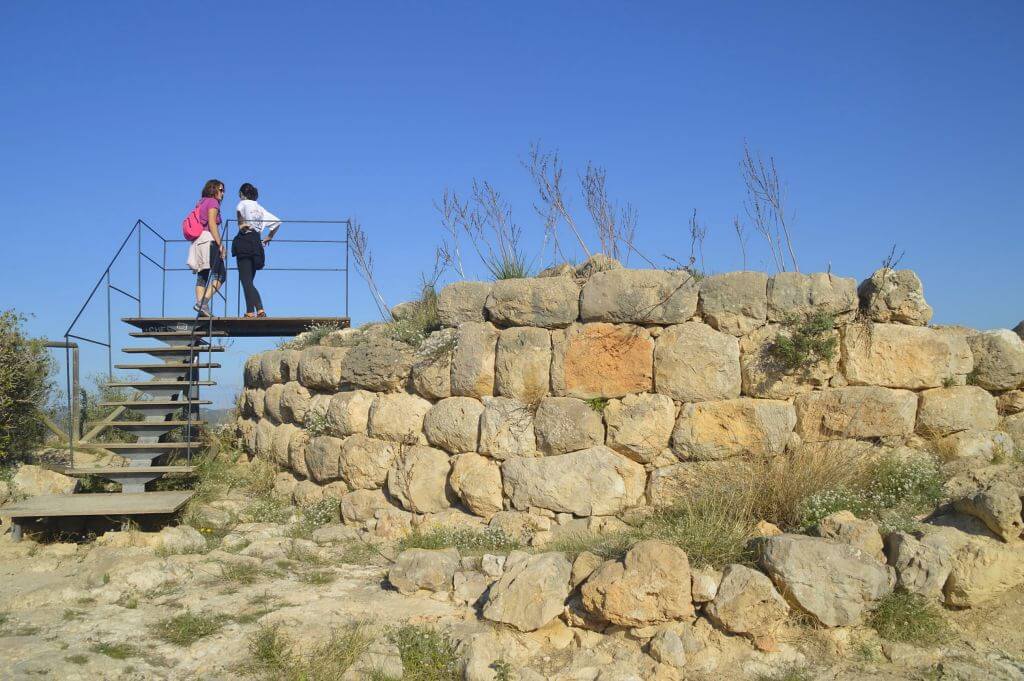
xmin=122 ymin=316 xmax=350 ymax=338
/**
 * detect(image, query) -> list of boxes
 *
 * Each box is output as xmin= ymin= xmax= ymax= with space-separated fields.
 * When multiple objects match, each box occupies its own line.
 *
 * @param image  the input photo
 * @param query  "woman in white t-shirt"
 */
xmin=231 ymin=183 xmax=282 ymax=317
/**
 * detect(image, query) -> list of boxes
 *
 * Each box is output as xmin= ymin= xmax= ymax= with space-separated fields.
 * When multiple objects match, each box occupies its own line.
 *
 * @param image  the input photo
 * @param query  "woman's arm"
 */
xmin=263 ymin=224 xmax=279 ymax=246
xmin=208 ymin=207 xmax=225 ymax=255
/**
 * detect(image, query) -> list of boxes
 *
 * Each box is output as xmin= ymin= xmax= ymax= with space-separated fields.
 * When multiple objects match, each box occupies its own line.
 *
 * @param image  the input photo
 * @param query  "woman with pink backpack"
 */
xmin=184 ymin=179 xmax=227 ymax=317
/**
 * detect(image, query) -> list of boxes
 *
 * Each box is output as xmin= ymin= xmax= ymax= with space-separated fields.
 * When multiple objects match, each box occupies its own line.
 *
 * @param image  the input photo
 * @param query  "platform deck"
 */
xmin=0 ymin=491 xmax=194 ymax=519
xmin=122 ymin=316 xmax=350 ymax=337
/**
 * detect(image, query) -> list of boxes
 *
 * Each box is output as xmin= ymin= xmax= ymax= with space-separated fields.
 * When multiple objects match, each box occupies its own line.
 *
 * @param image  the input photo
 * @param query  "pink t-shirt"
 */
xmin=197 ymin=197 xmax=221 ymax=230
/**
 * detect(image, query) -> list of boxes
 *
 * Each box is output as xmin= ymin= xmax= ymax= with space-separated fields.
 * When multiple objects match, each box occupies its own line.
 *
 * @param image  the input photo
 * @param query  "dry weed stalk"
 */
xmin=434 ymin=189 xmax=466 ymax=278
xmin=581 ymin=161 xmax=639 ymax=263
xmin=443 ymin=180 xmax=529 ymax=279
xmin=739 ymin=141 xmax=799 ymax=273
xmin=526 ymin=142 xmax=591 ymax=263
xmin=348 ymin=220 xmax=392 ymax=320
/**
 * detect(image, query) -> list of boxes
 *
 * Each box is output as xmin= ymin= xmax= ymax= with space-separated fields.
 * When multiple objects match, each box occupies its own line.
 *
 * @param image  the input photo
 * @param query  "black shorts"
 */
xmin=196 ymin=240 xmax=227 ymax=287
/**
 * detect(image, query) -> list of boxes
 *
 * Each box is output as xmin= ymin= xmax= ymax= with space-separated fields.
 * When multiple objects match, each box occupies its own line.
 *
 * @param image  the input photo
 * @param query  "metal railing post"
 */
xmin=162 ymin=241 xmax=167 ymax=316
xmin=106 ymin=270 xmax=112 ymax=378
xmin=344 ymin=220 xmax=350 ymax=317
xmin=136 ymin=221 xmax=142 ymax=317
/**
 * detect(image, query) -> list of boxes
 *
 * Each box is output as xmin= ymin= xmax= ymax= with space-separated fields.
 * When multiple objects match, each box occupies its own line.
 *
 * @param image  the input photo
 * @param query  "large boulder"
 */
xmin=449 ymin=452 xmax=503 ymax=518
xmin=339 ymin=434 xmax=397 ymax=490
xmin=1004 ymin=412 xmax=1024 ymax=452
xmin=501 ymin=446 xmax=645 ymax=516
xmin=705 ymin=564 xmax=789 ymax=640
xmin=997 ymin=390 xmax=1024 ymax=416
xmin=259 ymin=349 xmax=289 ymax=385
xmin=386 ymin=445 xmax=452 ymax=514
xmin=794 ymin=386 xmax=917 ymax=442
xmin=367 ymin=393 xmax=431 ymax=445
xmin=842 ymin=323 xmax=973 ymax=389
xmin=339 ymin=338 xmax=416 ymax=392
xmin=340 ymin=488 xmax=391 ymax=523
xmin=814 ymin=511 xmax=885 ymax=561
xmin=645 ymin=460 xmax=738 ymax=506
xmin=298 ymin=346 xmax=350 ymax=391
xmin=478 ymin=397 xmax=536 ymax=459
xmin=437 ymin=281 xmax=491 ymax=327
xmin=916 ymin=386 xmax=998 ymax=438
xmin=482 ymin=552 xmax=572 ymax=631
xmin=943 ymin=532 xmax=1024 ymax=607
xmin=304 ymin=435 xmax=344 ymax=483
xmin=494 ymin=327 xmax=551 ymax=403
xmin=551 ymin=323 xmax=654 ymax=399
xmin=388 ymin=548 xmax=460 ymax=594
xmin=263 ymin=383 xmax=286 ymax=423
xmin=422 ymin=397 xmax=484 ymax=454
xmin=953 ymin=482 xmax=1024 ymax=543
xmin=857 ymin=268 xmax=933 ymax=325
xmin=885 ymin=530 xmax=955 ymax=599
xmin=767 ymin=272 xmax=858 ymax=322
xmin=579 ymin=268 xmax=698 ymax=324
xmin=698 ymin=271 xmax=769 ymax=336
xmin=239 ymin=387 xmax=265 ymax=419
xmin=739 ymin=323 xmax=840 ymax=399
xmin=671 ymin=398 xmax=795 ymax=460
xmin=271 ymin=423 xmax=299 ymax=468
xmin=757 ymin=534 xmax=895 ymax=626
xmin=533 ymin=397 xmax=605 ymax=455
xmin=410 ymin=328 xmax=456 ymax=400
xmin=279 ymin=382 xmax=311 ymax=424
xmin=967 ymin=329 xmax=1024 ymax=391
xmin=11 ymin=465 xmax=77 ymax=496
xmin=604 ymin=393 xmax=676 ymax=463
xmin=450 ymin=322 xmax=499 ymax=399
xmin=485 ymin=277 xmax=580 ymax=328
xmin=654 ymin=322 xmax=741 ymax=402
xmin=325 ymin=390 xmax=375 ymax=437
xmin=581 ymin=540 xmax=694 ymax=626
xmin=934 ymin=429 xmax=1015 ymax=462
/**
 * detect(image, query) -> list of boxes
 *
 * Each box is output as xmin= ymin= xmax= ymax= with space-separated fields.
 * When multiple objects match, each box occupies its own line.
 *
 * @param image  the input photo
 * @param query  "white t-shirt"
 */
xmin=236 ymin=199 xmax=282 ymax=234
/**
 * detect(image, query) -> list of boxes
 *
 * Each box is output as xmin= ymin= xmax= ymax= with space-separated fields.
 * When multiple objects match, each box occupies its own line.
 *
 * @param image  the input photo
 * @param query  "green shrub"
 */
xmin=279 ymin=322 xmax=341 ymax=350
xmin=390 ymin=625 xmax=460 ymax=681
xmin=304 ymin=410 xmax=330 ymax=437
xmin=386 ymin=285 xmax=443 ymax=348
xmin=586 ymin=397 xmax=609 ymax=412
xmin=245 ymin=623 xmax=375 ymax=680
xmin=0 ymin=310 xmax=51 ymax=463
xmin=632 ymin=491 xmax=757 ymax=568
xmin=869 ymin=592 xmax=952 ymax=646
xmin=767 ymin=312 xmax=837 ymax=373
xmin=398 ymin=527 xmax=521 ymax=556
xmin=544 ymin=531 xmax=634 ymax=561
xmin=152 ymin=611 xmax=226 ymax=646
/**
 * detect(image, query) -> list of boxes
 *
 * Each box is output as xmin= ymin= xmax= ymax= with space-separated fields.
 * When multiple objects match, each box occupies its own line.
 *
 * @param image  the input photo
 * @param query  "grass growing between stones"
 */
xmin=385 ymin=285 xmax=443 ymax=348
xmin=869 ymin=592 xmax=952 ymax=646
xmin=279 ymin=321 xmax=343 ymax=350
xmin=398 ymin=527 xmax=521 ymax=556
xmin=0 ymin=612 xmax=41 ymax=637
xmin=244 ymin=623 xmax=381 ymax=680
xmin=544 ymin=531 xmax=635 ymax=560
xmin=91 ymin=642 xmax=142 ymax=660
xmin=151 ymin=611 xmax=227 ymax=647
xmin=767 ymin=312 xmax=837 ymax=373
xmin=755 ymin=667 xmax=813 ymax=681
xmin=339 ymin=540 xmax=387 ymax=565
xmin=390 ymin=625 xmax=460 ymax=681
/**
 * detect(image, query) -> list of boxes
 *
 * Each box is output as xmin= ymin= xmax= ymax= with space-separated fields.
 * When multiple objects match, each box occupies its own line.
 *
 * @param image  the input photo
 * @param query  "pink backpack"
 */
xmin=182 ymin=201 xmax=204 ymax=241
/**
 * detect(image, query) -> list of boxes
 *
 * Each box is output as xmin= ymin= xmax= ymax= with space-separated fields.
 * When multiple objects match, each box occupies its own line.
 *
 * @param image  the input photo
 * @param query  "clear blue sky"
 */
xmin=2 ymin=2 xmax=1021 ymax=407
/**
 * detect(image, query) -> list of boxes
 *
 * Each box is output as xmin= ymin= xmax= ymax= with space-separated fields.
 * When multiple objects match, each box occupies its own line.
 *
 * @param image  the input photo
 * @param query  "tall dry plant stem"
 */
xmin=434 ymin=189 xmax=466 ymax=279
xmin=581 ymin=162 xmax=638 ymax=263
xmin=526 ymin=142 xmax=592 ymax=261
xmin=740 ymin=141 xmax=800 ymax=273
xmin=348 ymin=220 xmax=392 ymax=320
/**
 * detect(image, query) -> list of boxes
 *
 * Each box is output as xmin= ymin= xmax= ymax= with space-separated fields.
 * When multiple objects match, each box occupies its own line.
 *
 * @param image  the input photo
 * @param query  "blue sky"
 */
xmin=2 ymin=2 xmax=1022 ymax=407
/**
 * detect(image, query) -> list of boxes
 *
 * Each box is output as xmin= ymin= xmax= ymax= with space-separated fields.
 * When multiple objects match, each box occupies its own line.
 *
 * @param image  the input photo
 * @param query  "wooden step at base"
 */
xmin=123 ymin=345 xmax=226 ymax=355
xmin=129 ymin=330 xmax=228 ymax=338
xmin=0 ymin=491 xmax=194 ymax=540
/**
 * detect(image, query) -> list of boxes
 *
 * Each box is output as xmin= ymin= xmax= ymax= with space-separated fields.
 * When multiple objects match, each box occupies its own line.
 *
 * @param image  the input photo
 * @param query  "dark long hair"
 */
xmin=239 ymin=183 xmax=259 ymax=200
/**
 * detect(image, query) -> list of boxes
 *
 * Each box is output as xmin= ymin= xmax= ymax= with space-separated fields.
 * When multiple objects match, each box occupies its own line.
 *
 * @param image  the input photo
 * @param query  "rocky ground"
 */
xmin=0 ymin=510 xmax=1022 ymax=681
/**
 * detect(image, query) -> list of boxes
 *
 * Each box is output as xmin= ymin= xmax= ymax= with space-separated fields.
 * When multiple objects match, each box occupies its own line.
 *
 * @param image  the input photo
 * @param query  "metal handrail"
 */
xmin=62 ymin=216 xmax=351 ymax=468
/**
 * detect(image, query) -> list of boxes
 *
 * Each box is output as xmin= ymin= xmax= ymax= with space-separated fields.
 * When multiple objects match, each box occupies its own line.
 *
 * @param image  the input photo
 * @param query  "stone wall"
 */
xmin=234 ymin=262 xmax=1024 ymax=537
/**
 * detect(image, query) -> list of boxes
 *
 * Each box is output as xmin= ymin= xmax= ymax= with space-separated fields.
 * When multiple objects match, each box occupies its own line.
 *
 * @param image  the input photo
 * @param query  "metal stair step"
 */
xmin=129 ymin=330 xmax=228 ymax=338
xmin=98 ymin=442 xmax=199 ymax=450
xmin=59 ymin=466 xmax=195 ymax=476
xmin=99 ymin=400 xmax=211 ymax=408
xmin=83 ymin=421 xmax=206 ymax=428
xmin=115 ymin=363 xmax=221 ymax=370
xmin=106 ymin=380 xmax=215 ymax=388
xmin=123 ymin=346 xmax=226 ymax=354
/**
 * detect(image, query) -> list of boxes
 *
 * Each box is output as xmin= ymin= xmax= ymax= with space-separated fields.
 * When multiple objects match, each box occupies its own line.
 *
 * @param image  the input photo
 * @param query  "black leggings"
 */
xmin=237 ymin=256 xmax=263 ymax=313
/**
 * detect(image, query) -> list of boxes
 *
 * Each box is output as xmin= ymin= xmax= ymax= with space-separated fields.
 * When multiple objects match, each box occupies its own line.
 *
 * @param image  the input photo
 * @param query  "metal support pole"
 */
xmin=161 ymin=241 xmax=167 ymax=316
xmin=106 ymin=271 xmax=112 ymax=378
xmin=136 ymin=222 xmax=142 ymax=316
xmin=344 ymin=220 xmax=350 ymax=317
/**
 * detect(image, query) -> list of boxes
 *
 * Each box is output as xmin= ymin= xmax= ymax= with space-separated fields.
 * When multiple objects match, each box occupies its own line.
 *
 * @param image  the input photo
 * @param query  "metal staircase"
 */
xmin=1 ymin=217 xmax=351 ymax=540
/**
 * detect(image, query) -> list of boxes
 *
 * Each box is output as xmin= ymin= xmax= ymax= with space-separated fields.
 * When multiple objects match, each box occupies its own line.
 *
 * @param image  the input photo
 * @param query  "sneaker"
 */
xmin=198 ymin=303 xmax=213 ymax=318
xmin=192 ymin=302 xmax=203 ymax=313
